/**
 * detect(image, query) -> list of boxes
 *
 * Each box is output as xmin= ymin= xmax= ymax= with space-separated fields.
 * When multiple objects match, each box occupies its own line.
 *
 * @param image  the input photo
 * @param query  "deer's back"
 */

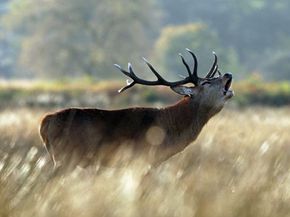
xmin=40 ymin=107 xmax=161 ymax=166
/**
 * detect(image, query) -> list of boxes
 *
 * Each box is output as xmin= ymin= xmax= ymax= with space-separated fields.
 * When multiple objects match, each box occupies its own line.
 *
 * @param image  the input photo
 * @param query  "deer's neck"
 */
xmin=161 ymin=97 xmax=214 ymax=148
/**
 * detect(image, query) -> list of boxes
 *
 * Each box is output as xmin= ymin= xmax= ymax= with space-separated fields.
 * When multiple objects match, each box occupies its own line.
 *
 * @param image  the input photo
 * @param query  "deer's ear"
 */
xmin=171 ymin=86 xmax=197 ymax=96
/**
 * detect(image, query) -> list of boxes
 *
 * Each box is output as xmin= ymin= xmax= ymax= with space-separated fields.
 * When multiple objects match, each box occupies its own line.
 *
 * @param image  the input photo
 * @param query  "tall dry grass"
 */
xmin=0 ymin=107 xmax=290 ymax=217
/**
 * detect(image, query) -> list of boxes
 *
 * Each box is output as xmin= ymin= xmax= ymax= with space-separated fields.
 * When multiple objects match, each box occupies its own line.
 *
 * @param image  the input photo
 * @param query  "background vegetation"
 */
xmin=1 ymin=0 xmax=290 ymax=81
xmin=0 ymin=78 xmax=290 ymax=108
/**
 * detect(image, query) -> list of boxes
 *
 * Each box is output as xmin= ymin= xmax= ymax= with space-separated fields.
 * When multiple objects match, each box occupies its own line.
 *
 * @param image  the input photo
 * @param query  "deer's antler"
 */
xmin=115 ymin=49 xmax=219 ymax=93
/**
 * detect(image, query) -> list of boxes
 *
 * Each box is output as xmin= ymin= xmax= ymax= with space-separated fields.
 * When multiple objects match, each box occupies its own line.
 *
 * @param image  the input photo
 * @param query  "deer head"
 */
xmin=115 ymin=48 xmax=233 ymax=116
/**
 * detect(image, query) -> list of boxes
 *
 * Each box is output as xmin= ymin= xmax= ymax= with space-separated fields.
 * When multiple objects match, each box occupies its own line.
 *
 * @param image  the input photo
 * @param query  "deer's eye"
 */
xmin=201 ymin=81 xmax=211 ymax=86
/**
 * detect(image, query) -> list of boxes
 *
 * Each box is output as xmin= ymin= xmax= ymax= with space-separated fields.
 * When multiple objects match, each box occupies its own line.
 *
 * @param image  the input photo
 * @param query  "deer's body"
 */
xmin=39 ymin=49 xmax=234 ymax=171
xmin=40 ymin=96 xmax=220 ymax=168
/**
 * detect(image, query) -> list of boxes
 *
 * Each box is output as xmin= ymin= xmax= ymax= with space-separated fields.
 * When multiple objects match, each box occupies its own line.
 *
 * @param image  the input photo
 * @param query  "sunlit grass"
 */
xmin=0 ymin=107 xmax=290 ymax=217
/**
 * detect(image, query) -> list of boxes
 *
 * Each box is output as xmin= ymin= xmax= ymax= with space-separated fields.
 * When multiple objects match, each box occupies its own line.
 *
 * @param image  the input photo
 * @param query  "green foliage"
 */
xmin=153 ymin=23 xmax=241 ymax=79
xmin=158 ymin=0 xmax=290 ymax=81
xmin=3 ymin=0 xmax=160 ymax=79
xmin=234 ymin=79 xmax=290 ymax=106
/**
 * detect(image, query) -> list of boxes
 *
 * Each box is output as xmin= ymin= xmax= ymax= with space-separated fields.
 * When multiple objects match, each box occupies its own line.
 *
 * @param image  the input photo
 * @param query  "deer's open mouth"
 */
xmin=224 ymin=77 xmax=232 ymax=92
xmin=223 ymin=73 xmax=233 ymax=98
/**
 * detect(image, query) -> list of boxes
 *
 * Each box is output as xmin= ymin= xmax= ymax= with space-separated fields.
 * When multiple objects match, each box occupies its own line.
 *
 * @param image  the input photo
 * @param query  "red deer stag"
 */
xmin=40 ymin=49 xmax=233 ymax=171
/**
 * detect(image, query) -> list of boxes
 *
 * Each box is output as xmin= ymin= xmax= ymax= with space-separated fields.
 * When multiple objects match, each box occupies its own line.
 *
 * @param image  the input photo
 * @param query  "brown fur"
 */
xmin=40 ymin=96 xmax=221 ymax=170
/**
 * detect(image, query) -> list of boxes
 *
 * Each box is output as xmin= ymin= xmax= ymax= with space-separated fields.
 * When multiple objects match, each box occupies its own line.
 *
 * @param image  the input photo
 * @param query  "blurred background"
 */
xmin=1 ymin=0 xmax=290 ymax=81
xmin=0 ymin=1 xmax=290 ymax=217
xmin=0 ymin=0 xmax=290 ymax=107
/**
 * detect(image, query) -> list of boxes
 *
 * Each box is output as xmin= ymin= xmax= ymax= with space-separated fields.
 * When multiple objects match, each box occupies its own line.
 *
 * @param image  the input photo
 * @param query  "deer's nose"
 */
xmin=224 ymin=72 xmax=232 ymax=79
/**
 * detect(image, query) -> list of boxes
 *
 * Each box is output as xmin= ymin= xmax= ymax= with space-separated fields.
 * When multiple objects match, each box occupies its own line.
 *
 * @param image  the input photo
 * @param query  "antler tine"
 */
xmin=115 ymin=61 xmax=172 ymax=93
xmin=114 ymin=64 xmax=131 ymax=77
xmin=114 ymin=63 xmax=136 ymax=93
xmin=205 ymin=52 xmax=218 ymax=78
xmin=142 ymin=57 xmax=167 ymax=83
xmin=186 ymin=48 xmax=199 ymax=85
xmin=212 ymin=64 xmax=219 ymax=77
xmin=179 ymin=53 xmax=192 ymax=80
xmin=210 ymin=54 xmax=218 ymax=78
xmin=118 ymin=80 xmax=135 ymax=93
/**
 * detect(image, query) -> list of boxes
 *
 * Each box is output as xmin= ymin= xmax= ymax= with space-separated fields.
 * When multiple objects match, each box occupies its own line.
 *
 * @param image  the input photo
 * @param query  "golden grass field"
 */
xmin=0 ymin=106 xmax=290 ymax=217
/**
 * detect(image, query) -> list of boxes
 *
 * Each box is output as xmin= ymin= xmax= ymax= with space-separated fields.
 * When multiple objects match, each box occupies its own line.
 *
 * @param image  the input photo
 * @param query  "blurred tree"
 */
xmin=0 ymin=0 xmax=16 ymax=78
xmin=3 ymin=0 xmax=160 ymax=79
xmin=261 ymin=51 xmax=290 ymax=81
xmin=153 ymin=23 xmax=241 ymax=80
xmin=158 ymin=0 xmax=290 ymax=80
